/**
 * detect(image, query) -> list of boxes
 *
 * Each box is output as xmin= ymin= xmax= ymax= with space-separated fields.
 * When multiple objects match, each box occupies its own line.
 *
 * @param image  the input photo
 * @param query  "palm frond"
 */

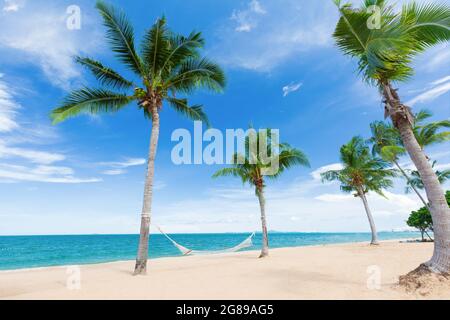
xmin=402 ymin=2 xmax=450 ymax=50
xmin=96 ymin=0 xmax=144 ymax=76
xmin=141 ymin=17 xmax=171 ymax=78
xmin=160 ymin=31 xmax=204 ymax=75
xmin=166 ymin=97 xmax=210 ymax=127
xmin=51 ymin=87 xmax=134 ymax=124
xmin=75 ymin=56 xmax=133 ymax=89
xmin=166 ymin=58 xmax=226 ymax=93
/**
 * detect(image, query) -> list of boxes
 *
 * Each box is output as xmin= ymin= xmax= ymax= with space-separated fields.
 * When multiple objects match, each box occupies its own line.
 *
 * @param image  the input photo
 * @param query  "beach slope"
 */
xmin=1 ymin=241 xmax=448 ymax=300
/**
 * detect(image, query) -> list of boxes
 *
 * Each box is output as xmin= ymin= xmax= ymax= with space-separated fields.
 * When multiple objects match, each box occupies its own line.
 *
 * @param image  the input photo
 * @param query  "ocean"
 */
xmin=0 ymin=232 xmax=420 ymax=271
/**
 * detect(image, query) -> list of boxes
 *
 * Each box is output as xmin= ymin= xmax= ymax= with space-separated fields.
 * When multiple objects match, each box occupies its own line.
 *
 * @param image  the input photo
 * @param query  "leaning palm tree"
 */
xmin=322 ymin=136 xmax=396 ymax=245
xmin=407 ymin=161 xmax=450 ymax=193
xmin=368 ymin=121 xmax=429 ymax=207
xmin=51 ymin=1 xmax=225 ymax=275
xmin=333 ymin=0 xmax=450 ymax=273
xmin=213 ymin=129 xmax=310 ymax=257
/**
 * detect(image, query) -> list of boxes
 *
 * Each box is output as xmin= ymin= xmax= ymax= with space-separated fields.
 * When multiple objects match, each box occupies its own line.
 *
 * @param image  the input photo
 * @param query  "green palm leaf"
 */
xmin=96 ymin=0 xmax=144 ymax=76
xmin=166 ymin=97 xmax=210 ymax=127
xmin=166 ymin=58 xmax=226 ymax=93
xmin=51 ymin=88 xmax=134 ymax=124
xmin=141 ymin=17 xmax=171 ymax=78
xmin=75 ymin=56 xmax=134 ymax=89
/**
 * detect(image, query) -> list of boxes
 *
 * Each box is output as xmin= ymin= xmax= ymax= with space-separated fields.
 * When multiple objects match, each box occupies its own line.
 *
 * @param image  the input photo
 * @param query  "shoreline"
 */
xmin=2 ymin=239 xmax=444 ymax=300
xmin=0 ymin=237 xmax=420 ymax=273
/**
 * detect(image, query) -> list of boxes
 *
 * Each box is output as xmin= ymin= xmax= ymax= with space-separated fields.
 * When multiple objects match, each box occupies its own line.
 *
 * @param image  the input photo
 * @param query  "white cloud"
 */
xmin=101 ymin=169 xmax=127 ymax=176
xmin=0 ymin=74 xmax=101 ymax=184
xmin=231 ymin=0 xmax=266 ymax=33
xmin=310 ymin=163 xmax=343 ymax=181
xmin=99 ymin=158 xmax=146 ymax=175
xmin=2 ymin=0 xmax=24 ymax=12
xmin=435 ymin=162 xmax=450 ymax=171
xmin=0 ymin=163 xmax=101 ymax=184
xmin=0 ymin=74 xmax=19 ymax=132
xmin=431 ymin=75 xmax=450 ymax=86
xmin=214 ymin=0 xmax=336 ymax=71
xmin=0 ymin=143 xmax=65 ymax=164
xmin=0 ymin=1 xmax=101 ymax=88
xmin=282 ymin=82 xmax=302 ymax=97
xmin=407 ymin=79 xmax=450 ymax=106
xmin=423 ymin=45 xmax=450 ymax=72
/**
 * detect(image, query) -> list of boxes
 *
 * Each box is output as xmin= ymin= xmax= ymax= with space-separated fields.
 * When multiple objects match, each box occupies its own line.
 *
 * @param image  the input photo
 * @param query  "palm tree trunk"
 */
xmin=383 ymin=83 xmax=450 ymax=273
xmin=134 ymin=103 xmax=160 ymax=275
xmin=358 ymin=187 xmax=379 ymax=245
xmin=392 ymin=159 xmax=429 ymax=209
xmin=256 ymin=187 xmax=269 ymax=258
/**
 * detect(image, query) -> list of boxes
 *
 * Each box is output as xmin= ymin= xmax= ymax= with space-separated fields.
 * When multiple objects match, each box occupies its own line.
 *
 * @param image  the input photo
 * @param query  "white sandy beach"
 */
xmin=1 ymin=240 xmax=449 ymax=300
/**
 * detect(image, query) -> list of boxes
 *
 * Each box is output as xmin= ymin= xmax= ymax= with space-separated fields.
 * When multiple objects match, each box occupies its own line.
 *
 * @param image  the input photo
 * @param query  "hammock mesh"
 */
xmin=157 ymin=226 xmax=255 ymax=256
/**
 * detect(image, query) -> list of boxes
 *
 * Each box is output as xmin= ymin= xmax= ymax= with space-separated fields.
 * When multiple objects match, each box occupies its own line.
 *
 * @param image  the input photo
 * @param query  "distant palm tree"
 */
xmin=413 ymin=110 xmax=450 ymax=157
xmin=333 ymin=0 xmax=450 ymax=272
xmin=322 ymin=136 xmax=396 ymax=245
xmin=51 ymin=1 xmax=225 ymax=275
xmin=368 ymin=121 xmax=428 ymax=207
xmin=213 ymin=129 xmax=310 ymax=257
xmin=407 ymin=161 xmax=450 ymax=193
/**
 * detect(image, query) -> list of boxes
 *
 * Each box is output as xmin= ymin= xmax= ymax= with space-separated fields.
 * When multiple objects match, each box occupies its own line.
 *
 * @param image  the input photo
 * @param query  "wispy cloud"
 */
xmin=2 ymin=0 xmax=24 ymax=12
xmin=0 ymin=74 xmax=19 ymax=132
xmin=231 ymin=0 xmax=266 ymax=32
xmin=99 ymin=158 xmax=146 ymax=175
xmin=0 ymin=163 xmax=101 ymax=184
xmin=0 ymin=1 xmax=101 ymax=88
xmin=0 ymin=143 xmax=65 ymax=164
xmin=282 ymin=82 xmax=302 ymax=97
xmin=213 ymin=0 xmax=336 ymax=71
xmin=407 ymin=77 xmax=450 ymax=106
xmin=310 ymin=163 xmax=343 ymax=181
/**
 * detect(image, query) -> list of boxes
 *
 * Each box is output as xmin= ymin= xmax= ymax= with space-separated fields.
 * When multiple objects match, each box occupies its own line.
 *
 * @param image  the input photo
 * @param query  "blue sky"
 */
xmin=0 ymin=0 xmax=449 ymax=235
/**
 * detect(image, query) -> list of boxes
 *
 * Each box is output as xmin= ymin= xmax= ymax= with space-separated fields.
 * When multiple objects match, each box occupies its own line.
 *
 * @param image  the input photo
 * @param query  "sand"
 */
xmin=1 ymin=240 xmax=449 ymax=300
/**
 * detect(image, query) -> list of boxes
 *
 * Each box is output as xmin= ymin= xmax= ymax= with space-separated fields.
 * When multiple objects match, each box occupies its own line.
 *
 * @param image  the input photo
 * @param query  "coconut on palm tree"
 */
xmin=213 ymin=129 xmax=310 ymax=258
xmin=51 ymin=1 xmax=225 ymax=275
xmin=333 ymin=0 xmax=450 ymax=273
xmin=321 ymin=136 xmax=396 ymax=245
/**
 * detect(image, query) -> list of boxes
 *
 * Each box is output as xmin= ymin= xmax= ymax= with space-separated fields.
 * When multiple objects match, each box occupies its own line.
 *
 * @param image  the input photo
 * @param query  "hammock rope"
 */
xmin=156 ymin=226 xmax=255 ymax=256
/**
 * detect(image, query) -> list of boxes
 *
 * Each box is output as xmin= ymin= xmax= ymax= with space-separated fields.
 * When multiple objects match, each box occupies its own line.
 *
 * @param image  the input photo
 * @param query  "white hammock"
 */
xmin=157 ymin=226 xmax=255 ymax=256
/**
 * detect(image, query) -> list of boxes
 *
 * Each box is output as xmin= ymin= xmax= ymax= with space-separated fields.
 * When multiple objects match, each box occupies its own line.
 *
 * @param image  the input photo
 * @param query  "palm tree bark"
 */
xmin=257 ymin=187 xmax=269 ymax=258
xmin=392 ymin=159 xmax=429 ymax=209
xmin=134 ymin=103 xmax=160 ymax=275
xmin=357 ymin=187 xmax=379 ymax=245
xmin=383 ymin=83 xmax=450 ymax=273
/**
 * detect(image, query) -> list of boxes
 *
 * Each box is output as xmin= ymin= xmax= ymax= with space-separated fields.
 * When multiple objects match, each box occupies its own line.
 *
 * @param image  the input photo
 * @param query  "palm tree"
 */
xmin=413 ymin=110 xmax=450 ymax=157
xmin=213 ymin=129 xmax=310 ymax=257
xmin=51 ymin=1 xmax=225 ymax=275
xmin=407 ymin=161 xmax=450 ymax=193
xmin=368 ymin=121 xmax=429 ymax=207
xmin=333 ymin=0 xmax=450 ymax=272
xmin=321 ymin=136 xmax=396 ymax=245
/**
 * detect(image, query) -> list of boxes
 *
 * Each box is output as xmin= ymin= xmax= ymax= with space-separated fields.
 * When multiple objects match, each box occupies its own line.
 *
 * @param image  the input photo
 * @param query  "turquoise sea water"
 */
xmin=0 ymin=232 xmax=420 ymax=271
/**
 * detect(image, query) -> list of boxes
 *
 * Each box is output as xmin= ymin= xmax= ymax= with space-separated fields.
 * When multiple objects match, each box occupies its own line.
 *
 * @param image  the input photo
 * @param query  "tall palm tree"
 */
xmin=333 ymin=0 xmax=450 ymax=272
xmin=213 ymin=129 xmax=310 ymax=257
xmin=368 ymin=121 xmax=429 ymax=207
xmin=322 ymin=136 xmax=396 ymax=245
xmin=51 ymin=1 xmax=225 ymax=275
